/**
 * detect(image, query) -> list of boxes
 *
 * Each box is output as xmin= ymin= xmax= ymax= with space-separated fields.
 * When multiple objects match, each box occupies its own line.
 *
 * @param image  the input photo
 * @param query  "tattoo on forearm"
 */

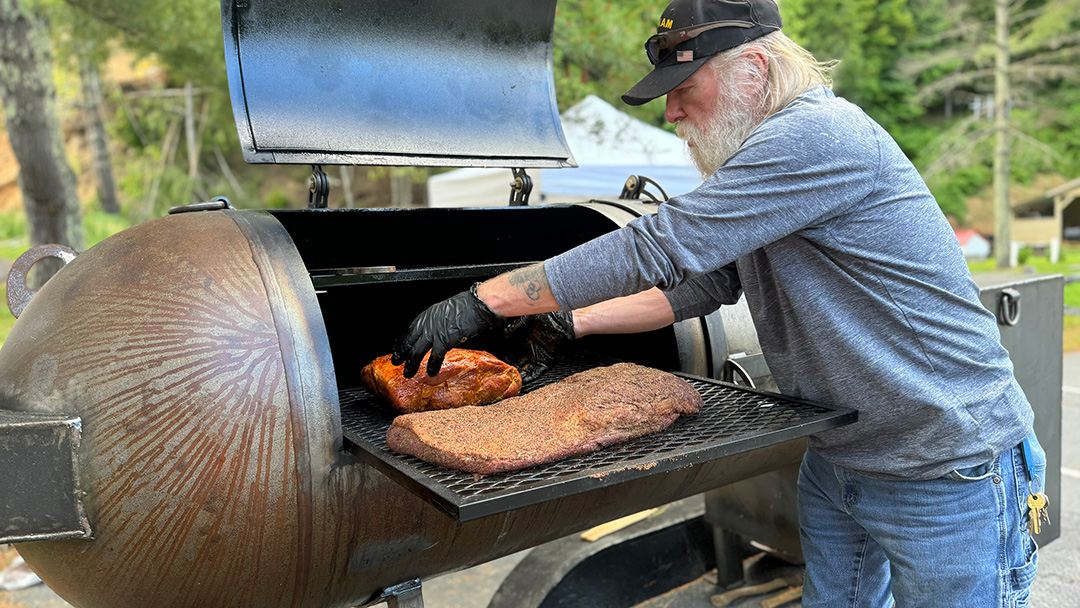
xmin=508 ymin=264 xmax=549 ymax=302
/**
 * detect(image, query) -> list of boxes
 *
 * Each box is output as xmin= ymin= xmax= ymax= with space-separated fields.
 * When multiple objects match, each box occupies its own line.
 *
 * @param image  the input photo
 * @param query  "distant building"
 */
xmin=955 ymin=229 xmax=991 ymax=259
xmin=1008 ymin=176 xmax=1080 ymax=265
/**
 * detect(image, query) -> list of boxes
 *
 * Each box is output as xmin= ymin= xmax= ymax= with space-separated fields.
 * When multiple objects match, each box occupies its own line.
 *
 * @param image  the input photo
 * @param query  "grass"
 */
xmin=969 ymin=261 xmax=1080 ymax=309
xmin=0 ymin=211 xmax=131 ymax=260
xmin=0 ymin=211 xmax=132 ymax=347
xmin=0 ymin=283 xmax=14 ymax=345
xmin=1065 ymin=316 xmax=1080 ymax=352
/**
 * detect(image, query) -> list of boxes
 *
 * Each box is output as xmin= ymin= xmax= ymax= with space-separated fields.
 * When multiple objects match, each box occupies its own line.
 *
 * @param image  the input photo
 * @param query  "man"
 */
xmin=393 ymin=0 xmax=1044 ymax=605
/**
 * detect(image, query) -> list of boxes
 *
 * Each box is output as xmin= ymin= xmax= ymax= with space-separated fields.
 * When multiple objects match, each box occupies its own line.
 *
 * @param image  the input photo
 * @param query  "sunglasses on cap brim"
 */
xmin=645 ymin=20 xmax=756 ymax=65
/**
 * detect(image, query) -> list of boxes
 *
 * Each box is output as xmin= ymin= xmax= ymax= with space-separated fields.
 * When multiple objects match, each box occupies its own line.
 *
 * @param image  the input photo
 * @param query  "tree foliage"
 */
xmin=553 ymin=0 xmax=668 ymax=127
xmin=898 ymin=0 xmax=1080 ymax=219
xmin=905 ymin=0 xmax=1080 ymax=105
xmin=783 ymin=0 xmax=920 ymax=131
xmin=5 ymin=0 xmax=1079 ymax=227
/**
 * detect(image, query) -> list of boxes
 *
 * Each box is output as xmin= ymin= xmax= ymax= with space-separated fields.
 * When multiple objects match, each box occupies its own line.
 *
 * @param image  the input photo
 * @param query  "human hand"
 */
xmin=503 ymin=310 xmax=575 ymax=384
xmin=392 ymin=283 xmax=508 ymax=378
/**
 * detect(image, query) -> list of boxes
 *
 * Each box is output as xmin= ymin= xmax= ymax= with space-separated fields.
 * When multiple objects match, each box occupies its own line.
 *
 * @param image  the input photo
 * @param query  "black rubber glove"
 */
xmin=392 ymin=283 xmax=508 ymax=378
xmin=503 ymin=310 xmax=575 ymax=384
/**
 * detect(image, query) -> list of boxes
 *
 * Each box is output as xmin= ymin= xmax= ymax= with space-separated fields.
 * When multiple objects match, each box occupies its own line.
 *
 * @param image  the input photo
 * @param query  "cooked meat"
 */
xmin=361 ymin=349 xmax=521 ymax=414
xmin=386 ymin=362 xmax=703 ymax=474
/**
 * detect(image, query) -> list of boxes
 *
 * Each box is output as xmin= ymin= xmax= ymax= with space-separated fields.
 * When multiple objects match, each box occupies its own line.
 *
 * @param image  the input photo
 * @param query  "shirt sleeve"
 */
xmin=545 ymin=94 xmax=880 ymax=311
xmin=663 ymin=262 xmax=741 ymax=321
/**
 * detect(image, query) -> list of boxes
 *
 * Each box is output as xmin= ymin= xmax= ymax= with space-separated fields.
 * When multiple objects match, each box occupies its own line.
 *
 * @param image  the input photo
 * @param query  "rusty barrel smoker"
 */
xmin=0 ymin=1 xmax=862 ymax=606
xmin=0 ymin=205 xmax=854 ymax=608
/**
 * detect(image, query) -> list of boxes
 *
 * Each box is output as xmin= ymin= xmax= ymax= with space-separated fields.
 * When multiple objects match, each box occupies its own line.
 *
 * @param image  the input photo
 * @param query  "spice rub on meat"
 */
xmin=361 ymin=349 xmax=522 ymax=414
xmin=386 ymin=362 xmax=703 ymax=474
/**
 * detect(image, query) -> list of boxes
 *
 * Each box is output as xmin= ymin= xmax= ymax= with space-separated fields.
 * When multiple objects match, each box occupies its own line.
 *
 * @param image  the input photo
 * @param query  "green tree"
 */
xmin=553 ymin=0 xmax=671 ymax=127
xmin=50 ymin=13 xmax=122 ymax=215
xmin=0 ymin=0 xmax=85 ymax=285
xmin=59 ymin=0 xmax=254 ymax=215
xmin=782 ymin=0 xmax=920 ymax=131
xmin=906 ymin=0 xmax=1080 ymax=108
xmin=901 ymin=0 xmax=1080 ymax=250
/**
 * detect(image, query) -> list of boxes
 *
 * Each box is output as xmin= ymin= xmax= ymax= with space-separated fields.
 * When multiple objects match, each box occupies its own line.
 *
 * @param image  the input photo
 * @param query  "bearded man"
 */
xmin=392 ymin=1 xmax=1043 ymax=605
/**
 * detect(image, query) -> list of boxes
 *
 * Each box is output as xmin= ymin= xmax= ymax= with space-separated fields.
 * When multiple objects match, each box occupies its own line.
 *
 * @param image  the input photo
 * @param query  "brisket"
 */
xmin=386 ymin=362 xmax=703 ymax=474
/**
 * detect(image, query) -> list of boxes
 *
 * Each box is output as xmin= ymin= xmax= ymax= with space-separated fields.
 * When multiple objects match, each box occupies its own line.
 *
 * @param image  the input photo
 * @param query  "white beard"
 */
xmin=677 ymin=65 xmax=767 ymax=179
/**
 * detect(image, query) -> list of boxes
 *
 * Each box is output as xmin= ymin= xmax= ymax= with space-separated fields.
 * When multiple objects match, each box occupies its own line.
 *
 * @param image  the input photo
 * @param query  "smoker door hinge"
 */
xmin=620 ymin=175 xmax=669 ymax=203
xmin=309 ymin=165 xmax=330 ymax=209
xmin=998 ymin=288 xmax=1021 ymax=326
xmin=509 ymin=168 xmax=532 ymax=206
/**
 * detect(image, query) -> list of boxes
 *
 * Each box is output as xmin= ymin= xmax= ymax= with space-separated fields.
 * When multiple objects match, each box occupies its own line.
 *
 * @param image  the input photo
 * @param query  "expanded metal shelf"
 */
xmin=340 ymin=356 xmax=856 ymax=522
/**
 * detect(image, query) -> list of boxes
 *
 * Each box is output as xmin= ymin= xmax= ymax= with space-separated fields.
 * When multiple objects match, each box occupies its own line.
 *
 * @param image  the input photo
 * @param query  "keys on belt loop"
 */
xmin=1027 ymin=493 xmax=1050 ymax=535
xmin=1019 ymin=434 xmax=1050 ymax=536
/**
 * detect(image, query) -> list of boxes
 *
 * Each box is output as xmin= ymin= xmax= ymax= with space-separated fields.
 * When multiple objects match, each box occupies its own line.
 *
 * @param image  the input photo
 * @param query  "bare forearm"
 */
xmin=477 ymin=263 xmax=560 ymax=317
xmin=571 ymin=288 xmax=674 ymax=337
xmin=477 ymin=265 xmax=675 ymax=336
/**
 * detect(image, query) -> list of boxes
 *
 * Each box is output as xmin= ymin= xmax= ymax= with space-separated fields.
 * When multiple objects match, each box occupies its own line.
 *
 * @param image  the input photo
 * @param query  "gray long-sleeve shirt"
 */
xmin=545 ymin=86 xmax=1032 ymax=480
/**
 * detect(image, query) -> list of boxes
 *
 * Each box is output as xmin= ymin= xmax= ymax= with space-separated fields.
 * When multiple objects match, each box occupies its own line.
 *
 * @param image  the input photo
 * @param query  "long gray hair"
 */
xmin=709 ymin=31 xmax=837 ymax=118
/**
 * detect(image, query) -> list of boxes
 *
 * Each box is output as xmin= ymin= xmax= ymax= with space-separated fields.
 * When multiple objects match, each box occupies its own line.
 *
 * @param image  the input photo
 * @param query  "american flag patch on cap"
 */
xmin=677 ymin=50 xmax=694 ymax=62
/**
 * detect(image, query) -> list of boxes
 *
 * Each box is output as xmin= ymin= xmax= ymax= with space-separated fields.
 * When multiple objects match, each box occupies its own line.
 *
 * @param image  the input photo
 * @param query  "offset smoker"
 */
xmin=0 ymin=1 xmax=858 ymax=607
xmin=0 ymin=203 xmax=853 ymax=608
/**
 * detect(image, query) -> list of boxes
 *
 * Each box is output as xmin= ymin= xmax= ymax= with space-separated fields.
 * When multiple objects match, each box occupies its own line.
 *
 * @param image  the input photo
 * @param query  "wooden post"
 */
xmin=340 ymin=166 xmax=355 ymax=208
xmin=185 ymin=81 xmax=198 ymax=180
xmin=80 ymin=58 xmax=120 ymax=214
xmin=993 ymin=0 xmax=1012 ymax=268
xmin=390 ymin=169 xmax=413 ymax=208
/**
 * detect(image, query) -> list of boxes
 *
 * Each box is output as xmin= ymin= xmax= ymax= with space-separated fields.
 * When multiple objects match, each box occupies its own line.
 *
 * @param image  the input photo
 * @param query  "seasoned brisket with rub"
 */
xmin=386 ymin=362 xmax=703 ymax=474
xmin=361 ymin=349 xmax=521 ymax=414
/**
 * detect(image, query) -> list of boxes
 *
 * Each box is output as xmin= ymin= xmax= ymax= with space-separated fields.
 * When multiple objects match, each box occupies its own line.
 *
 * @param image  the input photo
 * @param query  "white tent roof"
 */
xmin=427 ymin=95 xmax=702 ymax=207
xmin=559 ymin=94 xmax=689 ymax=166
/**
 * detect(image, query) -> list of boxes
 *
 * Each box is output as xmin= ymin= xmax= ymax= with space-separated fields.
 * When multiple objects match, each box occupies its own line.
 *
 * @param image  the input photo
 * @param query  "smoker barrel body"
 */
xmin=1 ymin=206 xmax=824 ymax=608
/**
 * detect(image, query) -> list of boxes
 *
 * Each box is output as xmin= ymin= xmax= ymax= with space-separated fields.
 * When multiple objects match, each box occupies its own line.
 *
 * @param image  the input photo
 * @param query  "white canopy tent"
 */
xmin=426 ymin=95 xmax=703 ymax=207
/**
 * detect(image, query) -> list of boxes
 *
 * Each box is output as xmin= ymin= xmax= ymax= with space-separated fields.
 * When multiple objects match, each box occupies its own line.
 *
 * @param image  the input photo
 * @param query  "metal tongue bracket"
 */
xmin=6 ymin=244 xmax=78 ymax=318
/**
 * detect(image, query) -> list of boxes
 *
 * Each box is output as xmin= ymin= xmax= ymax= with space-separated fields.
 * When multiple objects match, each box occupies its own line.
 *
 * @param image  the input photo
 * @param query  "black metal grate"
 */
xmin=340 ymin=355 xmax=856 ymax=521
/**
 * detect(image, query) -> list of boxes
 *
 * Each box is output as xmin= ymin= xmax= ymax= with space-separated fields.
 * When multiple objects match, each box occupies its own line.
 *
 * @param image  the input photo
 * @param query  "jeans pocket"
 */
xmin=947 ymin=458 xmax=996 ymax=481
xmin=1009 ymin=536 xmax=1039 ymax=607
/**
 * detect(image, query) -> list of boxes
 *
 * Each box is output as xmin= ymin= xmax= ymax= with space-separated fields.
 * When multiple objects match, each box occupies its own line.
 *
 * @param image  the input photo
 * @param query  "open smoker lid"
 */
xmin=221 ymin=0 xmax=577 ymax=168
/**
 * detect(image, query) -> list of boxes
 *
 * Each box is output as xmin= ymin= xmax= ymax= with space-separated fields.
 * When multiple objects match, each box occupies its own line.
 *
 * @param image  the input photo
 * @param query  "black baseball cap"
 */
xmin=622 ymin=0 xmax=782 ymax=106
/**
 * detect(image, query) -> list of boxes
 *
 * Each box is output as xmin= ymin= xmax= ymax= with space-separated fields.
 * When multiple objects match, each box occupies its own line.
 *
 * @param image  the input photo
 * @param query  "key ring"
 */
xmin=1028 ymin=474 xmax=1043 ymax=496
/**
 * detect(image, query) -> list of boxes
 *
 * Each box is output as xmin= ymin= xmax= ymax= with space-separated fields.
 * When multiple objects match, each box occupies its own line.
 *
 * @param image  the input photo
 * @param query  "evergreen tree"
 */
xmin=782 ymin=0 xmax=920 ymax=131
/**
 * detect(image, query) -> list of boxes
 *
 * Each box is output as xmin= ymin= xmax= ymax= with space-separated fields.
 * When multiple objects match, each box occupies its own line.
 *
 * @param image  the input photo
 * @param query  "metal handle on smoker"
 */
xmin=6 ymin=244 xmax=78 ymax=318
xmin=998 ymin=288 xmax=1021 ymax=327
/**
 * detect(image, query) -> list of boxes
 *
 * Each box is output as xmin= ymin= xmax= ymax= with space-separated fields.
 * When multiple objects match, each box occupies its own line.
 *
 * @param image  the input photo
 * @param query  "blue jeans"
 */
xmin=798 ymin=434 xmax=1044 ymax=608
